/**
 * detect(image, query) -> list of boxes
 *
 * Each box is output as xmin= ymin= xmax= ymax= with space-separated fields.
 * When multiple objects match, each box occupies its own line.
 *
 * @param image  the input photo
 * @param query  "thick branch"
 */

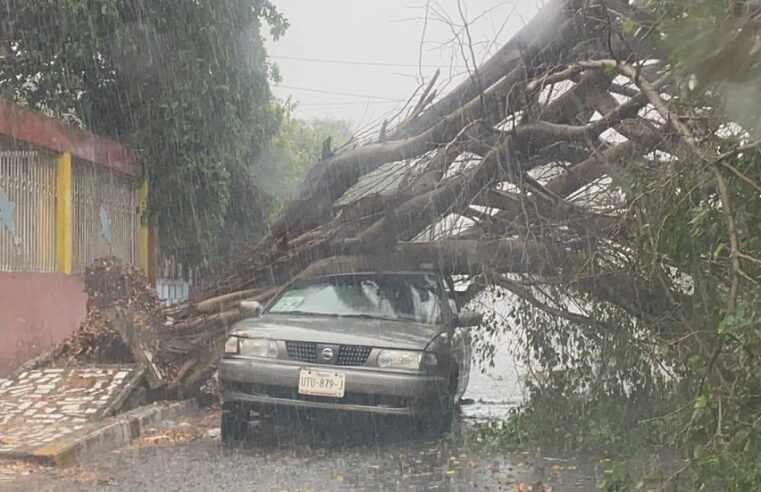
xmin=340 ymin=137 xmax=514 ymax=251
xmin=272 ymin=5 xmax=586 ymax=239
xmin=393 ymin=0 xmax=572 ymax=139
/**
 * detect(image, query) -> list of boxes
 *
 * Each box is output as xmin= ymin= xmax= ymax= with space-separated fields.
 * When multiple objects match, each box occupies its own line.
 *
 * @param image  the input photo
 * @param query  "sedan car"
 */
xmin=218 ymin=271 xmax=480 ymax=443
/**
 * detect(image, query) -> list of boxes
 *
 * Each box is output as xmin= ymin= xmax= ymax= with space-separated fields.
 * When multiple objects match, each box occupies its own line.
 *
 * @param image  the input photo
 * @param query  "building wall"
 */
xmin=0 ymin=271 xmax=87 ymax=376
xmin=0 ymin=100 xmax=145 ymax=376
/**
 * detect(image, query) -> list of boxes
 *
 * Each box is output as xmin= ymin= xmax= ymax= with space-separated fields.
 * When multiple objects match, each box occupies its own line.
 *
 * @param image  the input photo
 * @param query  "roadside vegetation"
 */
xmin=2 ymin=1 xmax=761 ymax=490
xmin=457 ymin=2 xmax=761 ymax=488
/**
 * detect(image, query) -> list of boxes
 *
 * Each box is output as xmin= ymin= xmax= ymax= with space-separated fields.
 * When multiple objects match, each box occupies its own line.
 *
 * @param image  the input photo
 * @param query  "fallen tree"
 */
xmin=33 ymin=1 xmax=761 ymax=485
xmin=45 ymin=0 xmax=753 ymax=395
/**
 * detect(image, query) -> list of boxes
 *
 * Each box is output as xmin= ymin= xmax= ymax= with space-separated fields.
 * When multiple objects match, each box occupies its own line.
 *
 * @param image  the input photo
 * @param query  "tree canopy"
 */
xmin=0 ymin=0 xmax=288 ymax=263
xmin=217 ymin=112 xmax=354 ymax=264
xmin=255 ymin=110 xmax=354 ymax=211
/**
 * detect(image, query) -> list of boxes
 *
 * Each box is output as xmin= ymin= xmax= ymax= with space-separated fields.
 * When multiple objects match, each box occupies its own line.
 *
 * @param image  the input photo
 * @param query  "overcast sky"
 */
xmin=265 ymin=0 xmax=541 ymax=129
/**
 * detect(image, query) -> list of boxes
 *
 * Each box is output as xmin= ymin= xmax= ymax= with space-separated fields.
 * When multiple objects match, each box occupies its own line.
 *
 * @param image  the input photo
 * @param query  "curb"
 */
xmin=29 ymin=399 xmax=198 ymax=467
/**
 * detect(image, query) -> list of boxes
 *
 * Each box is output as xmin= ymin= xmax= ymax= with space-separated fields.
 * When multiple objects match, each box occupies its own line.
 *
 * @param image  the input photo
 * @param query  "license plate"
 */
xmin=298 ymin=369 xmax=345 ymax=398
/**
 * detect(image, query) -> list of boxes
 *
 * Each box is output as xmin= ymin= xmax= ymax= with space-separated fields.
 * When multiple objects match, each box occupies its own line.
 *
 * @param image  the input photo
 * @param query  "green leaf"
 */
xmin=623 ymin=18 xmax=636 ymax=34
xmin=688 ymin=355 xmax=706 ymax=375
xmin=717 ymin=316 xmax=733 ymax=335
xmin=694 ymin=395 xmax=708 ymax=410
xmin=694 ymin=443 xmax=704 ymax=459
xmin=713 ymin=242 xmax=726 ymax=259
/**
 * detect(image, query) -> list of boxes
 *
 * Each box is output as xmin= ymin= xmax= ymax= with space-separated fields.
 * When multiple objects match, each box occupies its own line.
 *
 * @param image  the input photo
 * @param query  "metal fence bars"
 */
xmin=72 ymin=159 xmax=140 ymax=274
xmin=0 ymin=150 xmax=57 ymax=272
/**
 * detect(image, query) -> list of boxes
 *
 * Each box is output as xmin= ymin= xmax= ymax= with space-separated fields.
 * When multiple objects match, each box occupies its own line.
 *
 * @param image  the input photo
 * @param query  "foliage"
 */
xmin=253 ymin=106 xmax=354 ymax=219
xmin=470 ymin=291 xmax=685 ymax=455
xmin=595 ymin=461 xmax=637 ymax=492
xmin=655 ymin=0 xmax=761 ymax=135
xmin=465 ymin=2 xmax=761 ymax=489
xmin=0 ymin=0 xmax=288 ymax=263
xmin=474 ymin=148 xmax=761 ymax=488
xmin=214 ymin=111 xmax=354 ymax=262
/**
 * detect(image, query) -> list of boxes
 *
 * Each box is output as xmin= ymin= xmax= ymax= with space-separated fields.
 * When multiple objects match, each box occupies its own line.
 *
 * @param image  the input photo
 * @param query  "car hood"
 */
xmin=230 ymin=314 xmax=444 ymax=350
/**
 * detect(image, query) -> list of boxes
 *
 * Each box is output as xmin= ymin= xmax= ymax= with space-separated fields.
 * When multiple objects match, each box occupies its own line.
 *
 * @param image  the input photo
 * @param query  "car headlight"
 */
xmin=241 ymin=338 xmax=279 ymax=358
xmin=376 ymin=349 xmax=423 ymax=370
xmin=224 ymin=336 xmax=240 ymax=354
xmin=225 ymin=336 xmax=279 ymax=359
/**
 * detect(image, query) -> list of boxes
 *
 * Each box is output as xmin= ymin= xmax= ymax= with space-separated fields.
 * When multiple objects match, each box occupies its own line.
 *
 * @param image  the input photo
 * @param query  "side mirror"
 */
xmin=239 ymin=300 xmax=263 ymax=319
xmin=457 ymin=311 xmax=482 ymax=327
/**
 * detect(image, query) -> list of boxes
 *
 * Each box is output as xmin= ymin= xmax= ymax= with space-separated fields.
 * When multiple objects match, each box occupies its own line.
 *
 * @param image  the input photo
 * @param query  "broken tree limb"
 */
xmin=392 ymin=0 xmax=571 ymax=139
xmin=271 ymin=4 xmax=589 ymax=241
xmin=34 ymin=0 xmax=741 ymax=404
xmin=195 ymin=289 xmax=259 ymax=315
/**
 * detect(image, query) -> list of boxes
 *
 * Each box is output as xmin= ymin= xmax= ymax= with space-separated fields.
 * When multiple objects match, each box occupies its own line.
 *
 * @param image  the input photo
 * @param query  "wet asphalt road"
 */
xmin=5 ymin=409 xmax=601 ymax=492
xmin=2 ymin=336 xmax=606 ymax=491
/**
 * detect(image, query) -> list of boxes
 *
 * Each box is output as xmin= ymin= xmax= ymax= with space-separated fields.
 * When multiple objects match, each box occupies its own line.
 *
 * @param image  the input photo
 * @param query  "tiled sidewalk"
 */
xmin=0 ymin=366 xmax=139 ymax=457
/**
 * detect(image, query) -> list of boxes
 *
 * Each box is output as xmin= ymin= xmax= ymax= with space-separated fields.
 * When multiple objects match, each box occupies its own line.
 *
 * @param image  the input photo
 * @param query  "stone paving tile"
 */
xmin=0 ymin=459 xmax=49 ymax=483
xmin=0 ymin=365 xmax=137 ymax=456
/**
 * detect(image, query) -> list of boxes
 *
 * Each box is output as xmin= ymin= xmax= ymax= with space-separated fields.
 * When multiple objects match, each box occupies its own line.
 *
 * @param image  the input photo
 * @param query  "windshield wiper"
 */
xmin=269 ymin=310 xmax=340 ymax=317
xmin=269 ymin=311 xmax=415 ymax=322
xmin=336 ymin=313 xmax=403 ymax=322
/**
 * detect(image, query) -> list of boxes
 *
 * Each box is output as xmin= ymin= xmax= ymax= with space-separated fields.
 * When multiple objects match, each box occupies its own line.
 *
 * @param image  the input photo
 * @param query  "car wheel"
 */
xmin=415 ymin=389 xmax=455 ymax=437
xmin=435 ymin=392 xmax=455 ymax=434
xmin=220 ymin=409 xmax=247 ymax=445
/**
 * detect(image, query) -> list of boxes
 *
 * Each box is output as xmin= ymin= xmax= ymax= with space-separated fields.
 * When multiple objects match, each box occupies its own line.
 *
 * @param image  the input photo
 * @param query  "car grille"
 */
xmin=336 ymin=345 xmax=372 ymax=366
xmin=285 ymin=341 xmax=372 ymax=366
xmin=285 ymin=341 xmax=318 ymax=363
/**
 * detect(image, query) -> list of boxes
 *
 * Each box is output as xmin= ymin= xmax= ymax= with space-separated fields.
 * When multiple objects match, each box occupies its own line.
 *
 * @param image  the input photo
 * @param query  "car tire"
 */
xmin=220 ymin=409 xmax=247 ymax=446
xmin=435 ymin=392 xmax=455 ymax=434
xmin=415 ymin=390 xmax=455 ymax=437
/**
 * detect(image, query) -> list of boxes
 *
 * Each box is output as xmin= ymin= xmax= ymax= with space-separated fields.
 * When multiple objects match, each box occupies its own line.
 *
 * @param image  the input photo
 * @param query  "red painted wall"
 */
xmin=0 ymin=272 xmax=87 ymax=376
xmin=0 ymin=98 xmax=137 ymax=176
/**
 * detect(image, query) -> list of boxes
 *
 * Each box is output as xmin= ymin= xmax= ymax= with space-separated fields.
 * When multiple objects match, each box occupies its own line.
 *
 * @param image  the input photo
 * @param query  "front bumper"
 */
xmin=219 ymin=356 xmax=447 ymax=416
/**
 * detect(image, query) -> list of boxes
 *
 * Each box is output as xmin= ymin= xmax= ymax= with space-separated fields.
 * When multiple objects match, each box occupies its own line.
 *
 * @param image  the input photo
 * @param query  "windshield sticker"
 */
xmin=272 ymin=294 xmax=305 ymax=311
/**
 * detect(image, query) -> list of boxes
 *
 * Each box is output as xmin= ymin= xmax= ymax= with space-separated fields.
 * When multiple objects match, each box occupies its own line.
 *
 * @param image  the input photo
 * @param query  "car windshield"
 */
xmin=267 ymin=274 xmax=442 ymax=324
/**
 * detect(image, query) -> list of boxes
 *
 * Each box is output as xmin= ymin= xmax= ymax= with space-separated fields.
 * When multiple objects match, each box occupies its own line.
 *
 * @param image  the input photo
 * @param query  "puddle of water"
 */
xmin=460 ymin=399 xmax=521 ymax=420
xmin=462 ymin=331 xmax=526 ymax=421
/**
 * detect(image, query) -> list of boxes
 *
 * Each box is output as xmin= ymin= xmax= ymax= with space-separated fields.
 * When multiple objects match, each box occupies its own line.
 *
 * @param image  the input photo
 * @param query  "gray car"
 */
xmin=218 ymin=271 xmax=480 ymax=443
